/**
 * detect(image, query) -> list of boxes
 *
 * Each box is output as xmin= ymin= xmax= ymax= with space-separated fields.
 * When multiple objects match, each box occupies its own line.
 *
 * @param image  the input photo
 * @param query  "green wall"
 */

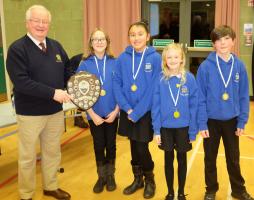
xmin=239 ymin=1 xmax=254 ymax=96
xmin=2 ymin=0 xmax=254 ymax=96
xmin=3 ymin=0 xmax=84 ymax=57
xmin=0 ymin=47 xmax=6 ymax=93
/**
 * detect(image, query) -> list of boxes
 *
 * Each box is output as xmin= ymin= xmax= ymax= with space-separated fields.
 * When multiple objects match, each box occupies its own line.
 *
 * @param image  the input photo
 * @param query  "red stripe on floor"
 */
xmin=246 ymin=135 xmax=254 ymax=141
xmin=0 ymin=128 xmax=87 ymax=189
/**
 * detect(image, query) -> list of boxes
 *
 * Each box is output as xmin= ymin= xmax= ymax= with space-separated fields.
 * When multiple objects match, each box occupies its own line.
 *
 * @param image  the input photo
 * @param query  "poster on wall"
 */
xmin=243 ymin=23 xmax=253 ymax=46
xmin=248 ymin=0 xmax=254 ymax=7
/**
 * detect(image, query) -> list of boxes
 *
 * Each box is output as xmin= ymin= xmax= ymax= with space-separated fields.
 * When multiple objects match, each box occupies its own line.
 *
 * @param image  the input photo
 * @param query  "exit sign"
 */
xmin=152 ymin=39 xmax=174 ymax=47
xmin=194 ymin=40 xmax=213 ymax=47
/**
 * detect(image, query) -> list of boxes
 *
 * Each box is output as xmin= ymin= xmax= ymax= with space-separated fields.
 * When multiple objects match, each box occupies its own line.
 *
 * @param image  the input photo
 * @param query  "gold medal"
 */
xmin=173 ymin=111 xmax=180 ymax=119
xmin=100 ymin=89 xmax=106 ymax=96
xmin=131 ymin=84 xmax=137 ymax=92
xmin=222 ymin=92 xmax=229 ymax=101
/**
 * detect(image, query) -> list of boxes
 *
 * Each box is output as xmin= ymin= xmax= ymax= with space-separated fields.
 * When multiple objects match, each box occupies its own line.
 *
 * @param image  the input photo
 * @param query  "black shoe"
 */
xmin=165 ymin=194 xmax=174 ymax=200
xmin=106 ymin=175 xmax=116 ymax=191
xmin=93 ymin=163 xmax=107 ymax=193
xmin=231 ymin=191 xmax=254 ymax=200
xmin=93 ymin=177 xmax=106 ymax=193
xmin=123 ymin=177 xmax=144 ymax=195
xmin=204 ymin=192 xmax=216 ymax=200
xmin=123 ymin=165 xmax=144 ymax=195
xmin=178 ymin=193 xmax=187 ymax=200
xmin=143 ymin=171 xmax=156 ymax=199
xmin=43 ymin=188 xmax=71 ymax=200
xmin=143 ymin=181 xmax=156 ymax=199
xmin=106 ymin=160 xmax=116 ymax=191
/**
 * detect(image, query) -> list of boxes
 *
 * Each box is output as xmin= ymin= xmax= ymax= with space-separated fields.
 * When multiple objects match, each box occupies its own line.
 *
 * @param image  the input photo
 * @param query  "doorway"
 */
xmin=142 ymin=0 xmax=215 ymax=75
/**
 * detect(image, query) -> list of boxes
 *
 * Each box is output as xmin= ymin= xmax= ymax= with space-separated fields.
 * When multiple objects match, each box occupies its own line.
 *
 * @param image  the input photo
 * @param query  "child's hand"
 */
xmin=200 ymin=130 xmax=209 ymax=138
xmin=87 ymin=109 xmax=104 ymax=126
xmin=235 ymin=128 xmax=244 ymax=136
xmin=104 ymin=105 xmax=119 ymax=123
xmin=104 ymin=111 xmax=117 ymax=123
xmin=127 ymin=109 xmax=134 ymax=122
xmin=91 ymin=113 xmax=104 ymax=126
xmin=154 ymin=135 xmax=161 ymax=145
xmin=127 ymin=109 xmax=133 ymax=115
xmin=127 ymin=116 xmax=134 ymax=122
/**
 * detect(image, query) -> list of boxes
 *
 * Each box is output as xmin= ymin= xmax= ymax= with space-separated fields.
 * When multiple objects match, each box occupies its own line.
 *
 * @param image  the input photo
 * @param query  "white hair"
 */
xmin=25 ymin=5 xmax=51 ymax=22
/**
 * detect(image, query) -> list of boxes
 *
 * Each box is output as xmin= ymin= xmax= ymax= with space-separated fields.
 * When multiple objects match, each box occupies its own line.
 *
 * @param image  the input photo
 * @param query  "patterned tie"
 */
xmin=39 ymin=42 xmax=46 ymax=52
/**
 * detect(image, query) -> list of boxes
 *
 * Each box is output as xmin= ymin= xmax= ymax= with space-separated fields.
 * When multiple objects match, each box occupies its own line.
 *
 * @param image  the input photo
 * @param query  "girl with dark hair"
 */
xmin=113 ymin=21 xmax=161 ymax=199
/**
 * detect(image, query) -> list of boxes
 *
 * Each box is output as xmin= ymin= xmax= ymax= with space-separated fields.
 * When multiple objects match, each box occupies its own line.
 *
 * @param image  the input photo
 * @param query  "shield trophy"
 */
xmin=67 ymin=71 xmax=101 ymax=110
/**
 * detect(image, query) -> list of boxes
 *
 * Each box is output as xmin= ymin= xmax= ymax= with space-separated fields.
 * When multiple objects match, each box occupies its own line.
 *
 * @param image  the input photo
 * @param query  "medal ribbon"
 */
xmin=132 ymin=47 xmax=147 ymax=81
xmin=168 ymin=79 xmax=181 ymax=108
xmin=94 ymin=55 xmax=106 ymax=86
xmin=216 ymin=54 xmax=234 ymax=89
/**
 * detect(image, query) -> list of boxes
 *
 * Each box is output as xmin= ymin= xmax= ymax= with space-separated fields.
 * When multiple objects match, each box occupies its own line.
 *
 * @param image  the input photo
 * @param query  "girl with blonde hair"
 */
xmin=152 ymin=43 xmax=198 ymax=200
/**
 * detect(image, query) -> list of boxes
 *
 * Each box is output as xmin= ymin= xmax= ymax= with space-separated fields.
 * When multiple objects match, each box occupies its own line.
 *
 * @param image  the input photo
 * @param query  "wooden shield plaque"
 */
xmin=67 ymin=71 xmax=101 ymax=110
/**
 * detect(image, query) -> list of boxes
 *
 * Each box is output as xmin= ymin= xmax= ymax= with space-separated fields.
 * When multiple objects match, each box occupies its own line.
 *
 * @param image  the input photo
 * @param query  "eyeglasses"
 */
xmin=29 ymin=18 xmax=50 ymax=25
xmin=91 ymin=38 xmax=106 ymax=43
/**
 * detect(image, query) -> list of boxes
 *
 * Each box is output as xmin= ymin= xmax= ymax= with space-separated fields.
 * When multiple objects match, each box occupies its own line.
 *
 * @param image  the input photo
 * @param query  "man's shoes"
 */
xmin=204 ymin=192 xmax=216 ymax=200
xmin=231 ymin=191 xmax=254 ymax=200
xmin=74 ymin=116 xmax=89 ymax=128
xmin=44 ymin=188 xmax=71 ymax=200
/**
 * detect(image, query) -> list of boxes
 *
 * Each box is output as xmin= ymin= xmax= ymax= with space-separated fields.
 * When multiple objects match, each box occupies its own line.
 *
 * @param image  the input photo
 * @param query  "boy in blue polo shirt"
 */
xmin=196 ymin=25 xmax=253 ymax=200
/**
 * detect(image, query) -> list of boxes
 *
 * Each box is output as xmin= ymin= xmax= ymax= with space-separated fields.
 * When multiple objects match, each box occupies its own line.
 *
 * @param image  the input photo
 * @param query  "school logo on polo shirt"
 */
xmin=234 ymin=72 xmax=239 ymax=83
xmin=144 ymin=63 xmax=152 ymax=72
xmin=56 ymin=54 xmax=62 ymax=62
xmin=180 ymin=85 xmax=189 ymax=96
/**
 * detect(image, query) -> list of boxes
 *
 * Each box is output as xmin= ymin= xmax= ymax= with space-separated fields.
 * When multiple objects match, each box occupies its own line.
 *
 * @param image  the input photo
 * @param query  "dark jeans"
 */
xmin=165 ymin=150 xmax=187 ymax=195
xmin=130 ymin=139 xmax=154 ymax=171
xmin=88 ymin=118 xmax=118 ymax=164
xmin=204 ymin=118 xmax=246 ymax=194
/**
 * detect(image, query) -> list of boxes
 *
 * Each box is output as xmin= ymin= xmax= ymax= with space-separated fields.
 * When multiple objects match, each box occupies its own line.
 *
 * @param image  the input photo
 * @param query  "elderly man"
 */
xmin=6 ymin=5 xmax=72 ymax=200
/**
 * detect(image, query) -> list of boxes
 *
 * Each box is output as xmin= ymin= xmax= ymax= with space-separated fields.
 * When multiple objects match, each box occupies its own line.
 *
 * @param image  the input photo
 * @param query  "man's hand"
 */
xmin=53 ymin=89 xmax=72 ymax=103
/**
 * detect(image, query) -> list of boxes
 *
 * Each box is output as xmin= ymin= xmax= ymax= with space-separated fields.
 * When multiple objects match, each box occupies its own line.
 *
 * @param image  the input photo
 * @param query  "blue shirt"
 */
xmin=113 ymin=46 xmax=162 ymax=122
xmin=196 ymin=51 xmax=249 ymax=130
xmin=76 ymin=55 xmax=117 ymax=120
xmin=152 ymin=72 xmax=198 ymax=140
